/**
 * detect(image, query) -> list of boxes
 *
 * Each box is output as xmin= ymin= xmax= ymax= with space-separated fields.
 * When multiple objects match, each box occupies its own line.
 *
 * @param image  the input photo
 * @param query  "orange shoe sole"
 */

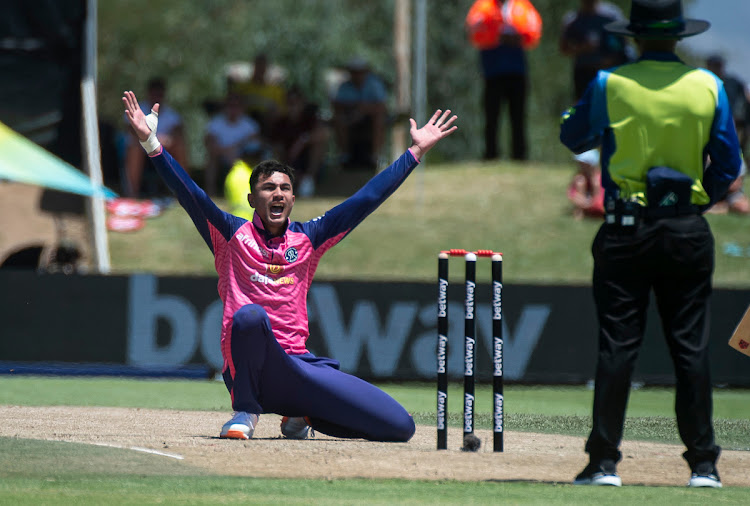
xmin=220 ymin=430 xmax=249 ymax=440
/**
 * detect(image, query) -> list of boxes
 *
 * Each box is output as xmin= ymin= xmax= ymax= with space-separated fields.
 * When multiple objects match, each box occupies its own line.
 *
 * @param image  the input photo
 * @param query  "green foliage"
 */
xmin=99 ymin=0 xmax=638 ymax=166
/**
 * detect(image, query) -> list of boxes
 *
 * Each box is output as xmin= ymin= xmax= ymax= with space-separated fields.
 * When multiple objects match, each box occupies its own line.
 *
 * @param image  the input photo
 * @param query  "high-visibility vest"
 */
xmin=466 ymin=0 xmax=542 ymax=50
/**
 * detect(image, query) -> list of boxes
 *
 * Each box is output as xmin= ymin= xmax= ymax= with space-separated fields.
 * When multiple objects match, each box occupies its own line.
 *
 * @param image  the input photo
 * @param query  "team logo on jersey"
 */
xmin=284 ymin=247 xmax=298 ymax=263
xmin=266 ymin=264 xmax=285 ymax=276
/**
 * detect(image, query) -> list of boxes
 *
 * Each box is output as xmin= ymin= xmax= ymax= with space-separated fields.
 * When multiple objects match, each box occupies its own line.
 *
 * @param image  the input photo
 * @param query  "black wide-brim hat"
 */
xmin=604 ymin=0 xmax=710 ymax=39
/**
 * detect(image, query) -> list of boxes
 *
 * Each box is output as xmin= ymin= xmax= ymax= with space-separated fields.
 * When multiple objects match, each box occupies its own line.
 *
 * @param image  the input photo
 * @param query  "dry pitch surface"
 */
xmin=1 ymin=406 xmax=748 ymax=487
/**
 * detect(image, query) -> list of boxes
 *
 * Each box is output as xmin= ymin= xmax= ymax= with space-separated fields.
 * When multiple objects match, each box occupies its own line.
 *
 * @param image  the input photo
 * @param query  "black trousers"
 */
xmin=586 ymin=215 xmax=721 ymax=470
xmin=483 ymin=73 xmax=527 ymax=161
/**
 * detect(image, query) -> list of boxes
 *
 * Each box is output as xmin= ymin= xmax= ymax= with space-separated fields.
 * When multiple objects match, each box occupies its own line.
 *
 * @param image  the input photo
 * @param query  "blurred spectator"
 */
xmin=560 ymin=0 xmax=631 ymax=101
xmin=204 ymin=93 xmax=261 ymax=196
xmin=224 ymin=142 xmax=265 ymax=220
xmin=332 ymin=57 xmax=387 ymax=170
xmin=466 ymin=0 xmax=542 ymax=161
xmin=559 ymin=1 xmax=629 ymax=220
xmin=706 ymin=158 xmax=750 ymax=215
xmin=705 ymin=54 xmax=750 ymax=155
xmin=270 ymin=86 xmax=330 ymax=197
xmin=567 ymin=149 xmax=604 ymax=219
xmin=705 ymin=55 xmax=750 ymax=215
xmin=228 ymin=53 xmax=286 ymax=137
xmin=123 ymin=77 xmax=188 ymax=198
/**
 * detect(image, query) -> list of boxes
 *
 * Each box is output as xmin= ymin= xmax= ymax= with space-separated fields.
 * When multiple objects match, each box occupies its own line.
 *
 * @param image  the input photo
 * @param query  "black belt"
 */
xmin=604 ymin=201 xmax=700 ymax=227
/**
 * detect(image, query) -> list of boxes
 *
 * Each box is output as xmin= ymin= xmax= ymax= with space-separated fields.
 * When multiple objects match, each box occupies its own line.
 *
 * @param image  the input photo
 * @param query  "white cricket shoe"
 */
xmin=280 ymin=416 xmax=312 ymax=439
xmin=688 ymin=462 xmax=722 ymax=488
xmin=220 ymin=411 xmax=259 ymax=440
xmin=573 ymin=459 xmax=622 ymax=486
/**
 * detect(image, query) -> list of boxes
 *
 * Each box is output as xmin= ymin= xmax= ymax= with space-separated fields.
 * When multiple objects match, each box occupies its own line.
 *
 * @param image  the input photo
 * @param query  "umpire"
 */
xmin=560 ymin=0 xmax=742 ymax=488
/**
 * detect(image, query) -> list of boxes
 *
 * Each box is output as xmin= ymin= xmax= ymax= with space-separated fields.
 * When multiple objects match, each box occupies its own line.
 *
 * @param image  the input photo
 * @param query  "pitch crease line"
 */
xmin=87 ymin=441 xmax=184 ymax=460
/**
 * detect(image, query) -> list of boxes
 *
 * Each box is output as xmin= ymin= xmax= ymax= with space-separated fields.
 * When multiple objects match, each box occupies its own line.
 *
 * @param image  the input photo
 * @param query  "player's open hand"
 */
xmin=409 ymin=109 xmax=458 ymax=160
xmin=122 ymin=90 xmax=159 ymax=142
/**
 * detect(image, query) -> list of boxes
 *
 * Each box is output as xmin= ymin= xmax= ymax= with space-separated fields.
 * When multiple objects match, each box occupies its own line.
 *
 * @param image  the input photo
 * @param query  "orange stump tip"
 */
xmin=439 ymin=249 xmax=502 ymax=258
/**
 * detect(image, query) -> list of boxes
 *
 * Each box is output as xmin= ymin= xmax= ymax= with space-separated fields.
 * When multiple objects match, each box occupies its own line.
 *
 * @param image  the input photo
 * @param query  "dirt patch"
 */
xmin=0 ymin=406 xmax=746 ymax=486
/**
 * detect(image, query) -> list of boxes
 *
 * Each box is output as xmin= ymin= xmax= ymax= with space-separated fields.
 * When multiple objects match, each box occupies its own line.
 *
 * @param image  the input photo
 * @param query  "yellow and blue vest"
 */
xmin=560 ymin=51 xmax=742 ymax=207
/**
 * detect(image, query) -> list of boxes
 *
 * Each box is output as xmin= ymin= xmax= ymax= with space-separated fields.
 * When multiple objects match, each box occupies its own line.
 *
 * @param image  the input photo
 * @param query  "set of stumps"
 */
xmin=437 ymin=249 xmax=503 ymax=453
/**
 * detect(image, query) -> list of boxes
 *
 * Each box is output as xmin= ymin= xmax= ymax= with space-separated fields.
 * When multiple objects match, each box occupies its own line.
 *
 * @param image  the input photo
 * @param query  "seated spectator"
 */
xmin=332 ymin=57 xmax=387 ymax=170
xmin=228 ymin=53 xmax=286 ymax=137
xmin=707 ymin=158 xmax=750 ymax=215
xmin=567 ymin=149 xmax=604 ymax=219
xmin=705 ymin=54 xmax=750 ymax=155
xmin=123 ymin=77 xmax=188 ymax=197
xmin=204 ymin=93 xmax=261 ymax=196
xmin=270 ymin=86 xmax=330 ymax=197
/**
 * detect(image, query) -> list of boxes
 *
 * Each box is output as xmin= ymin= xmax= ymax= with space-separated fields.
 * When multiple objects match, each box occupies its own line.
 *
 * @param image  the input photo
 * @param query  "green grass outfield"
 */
xmin=108 ymin=160 xmax=750 ymax=287
xmin=1 ymin=377 xmax=748 ymax=504
xmin=23 ymin=161 xmax=750 ymax=503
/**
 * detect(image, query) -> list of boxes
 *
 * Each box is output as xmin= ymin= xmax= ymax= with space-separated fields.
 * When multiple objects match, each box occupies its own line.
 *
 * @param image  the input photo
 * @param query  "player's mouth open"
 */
xmin=270 ymin=204 xmax=284 ymax=217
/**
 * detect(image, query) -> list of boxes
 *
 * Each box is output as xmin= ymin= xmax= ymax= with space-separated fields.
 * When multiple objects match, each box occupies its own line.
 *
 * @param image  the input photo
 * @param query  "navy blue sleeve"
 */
xmin=296 ymin=150 xmax=419 ymax=249
xmin=703 ymin=80 xmax=743 ymax=205
xmin=147 ymin=148 xmax=246 ymax=252
xmin=560 ymin=72 xmax=609 ymax=154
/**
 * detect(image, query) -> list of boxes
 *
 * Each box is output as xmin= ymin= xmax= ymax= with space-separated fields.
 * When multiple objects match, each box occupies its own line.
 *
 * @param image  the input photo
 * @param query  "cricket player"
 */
xmin=123 ymin=90 xmax=457 ymax=442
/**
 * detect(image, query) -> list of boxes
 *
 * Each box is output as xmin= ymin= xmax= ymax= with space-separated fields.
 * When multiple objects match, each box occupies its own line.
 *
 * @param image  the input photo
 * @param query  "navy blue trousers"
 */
xmin=223 ymin=304 xmax=415 ymax=442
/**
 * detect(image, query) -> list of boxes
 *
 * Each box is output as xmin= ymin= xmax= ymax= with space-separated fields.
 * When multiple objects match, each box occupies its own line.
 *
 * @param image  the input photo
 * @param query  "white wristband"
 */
xmin=139 ymin=108 xmax=161 ymax=153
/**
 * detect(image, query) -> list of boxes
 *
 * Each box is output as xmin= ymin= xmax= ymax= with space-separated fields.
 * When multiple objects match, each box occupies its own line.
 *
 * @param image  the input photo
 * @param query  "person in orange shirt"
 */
xmin=466 ymin=0 xmax=542 ymax=161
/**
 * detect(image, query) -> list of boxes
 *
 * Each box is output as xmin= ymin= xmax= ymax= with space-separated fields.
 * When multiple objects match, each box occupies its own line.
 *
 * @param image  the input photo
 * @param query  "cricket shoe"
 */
xmin=220 ymin=411 xmax=259 ymax=440
xmin=573 ymin=459 xmax=622 ymax=486
xmin=280 ymin=416 xmax=313 ymax=439
xmin=688 ymin=462 xmax=722 ymax=488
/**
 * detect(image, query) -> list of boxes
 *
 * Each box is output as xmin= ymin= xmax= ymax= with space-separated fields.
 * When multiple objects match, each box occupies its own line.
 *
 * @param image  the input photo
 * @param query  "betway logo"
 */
xmin=494 ymin=337 xmax=503 ymax=376
xmin=465 ymin=280 xmax=475 ymax=319
xmin=437 ymin=390 xmax=447 ymax=430
xmin=493 ymin=281 xmax=502 ymax=320
xmin=464 ymin=393 xmax=474 ymax=432
xmin=309 ymin=284 xmax=549 ymax=379
xmin=437 ymin=333 xmax=448 ymax=374
xmin=127 ymin=276 xmax=550 ymax=380
xmin=464 ymin=336 xmax=475 ymax=376
xmin=250 ymin=272 xmax=294 ymax=285
xmin=494 ymin=393 xmax=504 ymax=432
xmin=437 ymin=278 xmax=448 ymax=318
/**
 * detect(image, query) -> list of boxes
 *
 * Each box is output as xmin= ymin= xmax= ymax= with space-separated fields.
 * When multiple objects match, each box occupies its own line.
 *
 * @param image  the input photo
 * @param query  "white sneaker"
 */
xmin=220 ymin=411 xmax=259 ymax=440
xmin=688 ymin=463 xmax=722 ymax=488
xmin=573 ymin=460 xmax=622 ymax=486
xmin=280 ymin=416 xmax=312 ymax=439
xmin=688 ymin=474 xmax=722 ymax=488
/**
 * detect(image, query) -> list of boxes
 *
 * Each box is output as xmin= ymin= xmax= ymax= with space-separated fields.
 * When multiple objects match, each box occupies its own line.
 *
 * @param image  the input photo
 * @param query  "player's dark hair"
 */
xmin=249 ymin=160 xmax=296 ymax=193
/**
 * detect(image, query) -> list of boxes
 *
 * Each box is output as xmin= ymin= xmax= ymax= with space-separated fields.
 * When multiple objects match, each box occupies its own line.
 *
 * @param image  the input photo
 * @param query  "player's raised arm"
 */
xmin=122 ymin=89 xmax=242 ymax=250
xmin=123 ymin=90 xmax=161 ymax=155
xmin=408 ymin=109 xmax=458 ymax=160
